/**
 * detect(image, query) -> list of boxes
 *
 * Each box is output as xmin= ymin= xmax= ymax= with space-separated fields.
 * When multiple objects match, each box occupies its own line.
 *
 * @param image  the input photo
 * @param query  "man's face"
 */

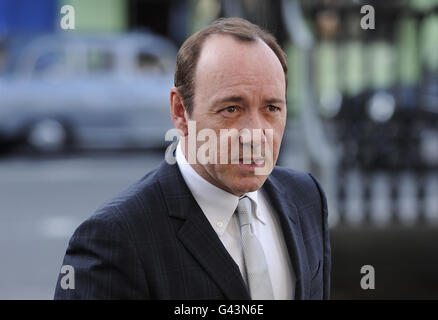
xmin=183 ymin=34 xmax=287 ymax=196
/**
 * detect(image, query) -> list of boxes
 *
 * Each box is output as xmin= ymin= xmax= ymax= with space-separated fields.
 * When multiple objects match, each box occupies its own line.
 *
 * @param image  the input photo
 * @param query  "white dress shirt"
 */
xmin=175 ymin=142 xmax=295 ymax=299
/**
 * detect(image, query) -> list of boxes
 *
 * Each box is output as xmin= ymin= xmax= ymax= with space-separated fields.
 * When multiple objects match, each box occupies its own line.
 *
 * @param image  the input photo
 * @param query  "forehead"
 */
xmin=194 ymin=34 xmax=285 ymax=95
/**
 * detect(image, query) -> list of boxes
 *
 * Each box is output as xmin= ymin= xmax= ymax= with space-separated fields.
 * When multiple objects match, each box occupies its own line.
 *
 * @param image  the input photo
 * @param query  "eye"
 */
xmin=267 ymin=105 xmax=280 ymax=112
xmin=225 ymin=106 xmax=238 ymax=113
xmin=219 ymin=105 xmax=241 ymax=117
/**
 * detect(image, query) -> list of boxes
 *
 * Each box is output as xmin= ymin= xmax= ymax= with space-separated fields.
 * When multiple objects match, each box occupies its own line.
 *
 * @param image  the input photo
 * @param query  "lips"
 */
xmin=238 ymin=157 xmax=265 ymax=167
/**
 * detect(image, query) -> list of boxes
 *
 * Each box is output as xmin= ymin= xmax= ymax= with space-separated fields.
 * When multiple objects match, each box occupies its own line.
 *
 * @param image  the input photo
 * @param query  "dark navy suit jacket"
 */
xmin=54 ymin=160 xmax=331 ymax=299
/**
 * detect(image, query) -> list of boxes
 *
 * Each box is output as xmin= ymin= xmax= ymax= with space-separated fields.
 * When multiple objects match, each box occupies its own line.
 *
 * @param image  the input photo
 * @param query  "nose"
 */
xmin=238 ymin=111 xmax=266 ymax=146
xmin=239 ymin=129 xmax=266 ymax=145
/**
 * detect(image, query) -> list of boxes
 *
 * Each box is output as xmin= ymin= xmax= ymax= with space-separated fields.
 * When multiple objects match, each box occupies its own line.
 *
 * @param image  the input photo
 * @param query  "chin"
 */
xmin=206 ymin=164 xmax=269 ymax=196
xmin=228 ymin=175 xmax=267 ymax=195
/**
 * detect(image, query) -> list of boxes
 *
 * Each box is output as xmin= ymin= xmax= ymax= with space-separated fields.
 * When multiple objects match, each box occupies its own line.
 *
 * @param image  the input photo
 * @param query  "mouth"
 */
xmin=238 ymin=158 xmax=265 ymax=168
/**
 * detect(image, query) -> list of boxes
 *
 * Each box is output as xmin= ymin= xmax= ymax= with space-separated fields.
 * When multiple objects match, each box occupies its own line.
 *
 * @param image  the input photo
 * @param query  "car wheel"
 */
xmin=27 ymin=118 xmax=69 ymax=153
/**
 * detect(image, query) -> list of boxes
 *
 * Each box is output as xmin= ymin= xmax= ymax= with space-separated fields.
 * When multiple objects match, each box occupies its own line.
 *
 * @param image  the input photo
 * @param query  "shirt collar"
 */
xmin=175 ymin=142 xmax=265 ymax=237
xmin=242 ymin=191 xmax=266 ymax=225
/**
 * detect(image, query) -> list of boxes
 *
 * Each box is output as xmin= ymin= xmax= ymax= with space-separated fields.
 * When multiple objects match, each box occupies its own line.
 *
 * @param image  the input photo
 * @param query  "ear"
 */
xmin=170 ymin=87 xmax=189 ymax=137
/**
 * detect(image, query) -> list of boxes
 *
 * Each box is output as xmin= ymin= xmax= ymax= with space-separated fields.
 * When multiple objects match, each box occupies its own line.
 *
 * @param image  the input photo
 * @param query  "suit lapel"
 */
xmin=177 ymin=209 xmax=250 ymax=299
xmin=263 ymin=174 xmax=311 ymax=299
xmin=157 ymin=161 xmax=250 ymax=300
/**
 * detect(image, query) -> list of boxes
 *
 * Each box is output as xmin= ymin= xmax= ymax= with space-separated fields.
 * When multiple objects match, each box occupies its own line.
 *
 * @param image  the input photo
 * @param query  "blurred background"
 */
xmin=0 ymin=0 xmax=437 ymax=299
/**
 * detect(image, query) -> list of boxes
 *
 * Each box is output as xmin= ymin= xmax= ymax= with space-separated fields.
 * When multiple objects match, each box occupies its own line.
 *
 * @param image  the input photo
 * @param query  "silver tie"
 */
xmin=237 ymin=196 xmax=274 ymax=300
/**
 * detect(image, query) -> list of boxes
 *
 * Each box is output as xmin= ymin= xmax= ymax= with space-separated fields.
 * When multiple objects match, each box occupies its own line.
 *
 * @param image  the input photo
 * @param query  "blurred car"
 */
xmin=0 ymin=31 xmax=177 ymax=152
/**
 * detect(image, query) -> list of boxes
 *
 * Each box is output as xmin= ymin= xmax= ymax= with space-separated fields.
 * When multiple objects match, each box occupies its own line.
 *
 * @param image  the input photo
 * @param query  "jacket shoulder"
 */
xmin=76 ymin=166 xmax=166 ymax=235
xmin=270 ymin=166 xmax=326 ymax=211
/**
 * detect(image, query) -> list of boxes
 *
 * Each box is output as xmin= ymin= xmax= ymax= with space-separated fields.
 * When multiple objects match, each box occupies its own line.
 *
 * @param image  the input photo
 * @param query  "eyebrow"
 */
xmin=213 ymin=95 xmax=285 ymax=106
xmin=264 ymin=97 xmax=286 ymax=105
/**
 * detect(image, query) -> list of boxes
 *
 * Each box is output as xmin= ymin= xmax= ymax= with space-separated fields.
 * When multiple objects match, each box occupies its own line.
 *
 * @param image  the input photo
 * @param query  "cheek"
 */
xmin=192 ymin=110 xmax=225 ymax=129
xmin=263 ymin=126 xmax=283 ymax=156
xmin=273 ymin=122 xmax=286 ymax=149
xmin=274 ymin=131 xmax=283 ymax=151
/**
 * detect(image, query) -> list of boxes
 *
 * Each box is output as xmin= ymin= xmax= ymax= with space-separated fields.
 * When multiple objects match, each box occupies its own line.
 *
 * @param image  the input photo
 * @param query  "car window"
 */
xmin=0 ymin=41 xmax=6 ymax=74
xmin=136 ymin=52 xmax=165 ymax=74
xmin=87 ymin=48 xmax=114 ymax=74
xmin=33 ymin=50 xmax=67 ymax=77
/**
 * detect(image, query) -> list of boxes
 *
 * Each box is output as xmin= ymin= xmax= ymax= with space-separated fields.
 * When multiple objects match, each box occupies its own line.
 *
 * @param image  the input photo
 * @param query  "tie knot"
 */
xmin=237 ymin=196 xmax=253 ymax=227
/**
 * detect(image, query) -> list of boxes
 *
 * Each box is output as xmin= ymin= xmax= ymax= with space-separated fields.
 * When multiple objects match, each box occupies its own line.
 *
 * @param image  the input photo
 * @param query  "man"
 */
xmin=54 ymin=17 xmax=330 ymax=300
